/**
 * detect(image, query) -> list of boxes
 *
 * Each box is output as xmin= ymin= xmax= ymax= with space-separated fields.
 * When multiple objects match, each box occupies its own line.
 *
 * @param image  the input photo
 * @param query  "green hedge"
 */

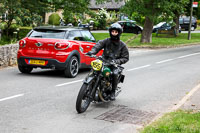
xmin=197 ymin=20 xmax=200 ymax=26
xmin=48 ymin=13 xmax=61 ymax=26
xmin=19 ymin=27 xmax=32 ymax=39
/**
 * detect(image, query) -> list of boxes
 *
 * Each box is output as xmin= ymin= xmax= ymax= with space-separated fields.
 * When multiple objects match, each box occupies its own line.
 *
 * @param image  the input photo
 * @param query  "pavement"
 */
xmin=180 ymin=83 xmax=200 ymax=111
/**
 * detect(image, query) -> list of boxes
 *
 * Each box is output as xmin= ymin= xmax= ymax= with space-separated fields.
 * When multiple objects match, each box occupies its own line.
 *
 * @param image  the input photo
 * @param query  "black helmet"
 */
xmin=109 ymin=23 xmax=123 ymax=41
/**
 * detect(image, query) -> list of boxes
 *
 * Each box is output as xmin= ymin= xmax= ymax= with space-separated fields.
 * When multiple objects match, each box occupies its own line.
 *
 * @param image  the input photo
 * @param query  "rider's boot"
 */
xmin=110 ymin=90 xmax=115 ymax=101
xmin=110 ymin=83 xmax=117 ymax=101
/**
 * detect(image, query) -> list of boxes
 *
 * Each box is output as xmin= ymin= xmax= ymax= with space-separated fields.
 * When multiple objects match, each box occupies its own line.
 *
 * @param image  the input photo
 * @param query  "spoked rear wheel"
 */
xmin=76 ymin=83 xmax=93 ymax=113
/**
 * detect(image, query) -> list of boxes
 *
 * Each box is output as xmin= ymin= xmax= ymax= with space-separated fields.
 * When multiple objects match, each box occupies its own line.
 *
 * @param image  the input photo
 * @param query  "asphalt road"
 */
xmin=1 ymin=45 xmax=200 ymax=133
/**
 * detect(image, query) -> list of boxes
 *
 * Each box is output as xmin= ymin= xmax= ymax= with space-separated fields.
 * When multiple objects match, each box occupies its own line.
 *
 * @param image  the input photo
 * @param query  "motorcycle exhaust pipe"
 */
xmin=98 ymin=89 xmax=109 ymax=102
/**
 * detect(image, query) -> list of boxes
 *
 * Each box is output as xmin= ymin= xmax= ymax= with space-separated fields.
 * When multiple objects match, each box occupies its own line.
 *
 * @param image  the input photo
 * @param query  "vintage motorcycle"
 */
xmin=76 ymin=49 xmax=125 ymax=113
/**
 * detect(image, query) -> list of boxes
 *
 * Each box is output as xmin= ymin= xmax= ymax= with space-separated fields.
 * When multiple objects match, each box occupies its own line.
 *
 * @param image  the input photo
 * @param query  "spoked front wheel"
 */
xmin=76 ymin=83 xmax=93 ymax=113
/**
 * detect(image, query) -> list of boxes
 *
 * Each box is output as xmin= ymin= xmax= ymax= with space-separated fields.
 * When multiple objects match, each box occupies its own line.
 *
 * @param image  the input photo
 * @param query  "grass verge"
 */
xmin=141 ymin=110 xmax=200 ymax=133
xmin=92 ymin=33 xmax=200 ymax=48
xmin=92 ymin=33 xmax=135 ymax=43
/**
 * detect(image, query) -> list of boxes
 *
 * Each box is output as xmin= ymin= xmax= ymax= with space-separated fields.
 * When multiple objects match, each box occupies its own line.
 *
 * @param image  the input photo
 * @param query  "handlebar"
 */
xmin=87 ymin=54 xmax=124 ymax=69
xmin=81 ymin=50 xmax=124 ymax=69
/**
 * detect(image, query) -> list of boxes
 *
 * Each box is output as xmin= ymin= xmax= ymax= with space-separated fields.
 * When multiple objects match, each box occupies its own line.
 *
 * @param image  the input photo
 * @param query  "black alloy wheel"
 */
xmin=64 ymin=56 xmax=79 ymax=78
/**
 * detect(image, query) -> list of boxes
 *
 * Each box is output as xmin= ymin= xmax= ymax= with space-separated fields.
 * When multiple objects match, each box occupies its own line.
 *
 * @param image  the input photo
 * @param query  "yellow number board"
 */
xmin=91 ymin=60 xmax=102 ymax=71
xmin=29 ymin=59 xmax=45 ymax=65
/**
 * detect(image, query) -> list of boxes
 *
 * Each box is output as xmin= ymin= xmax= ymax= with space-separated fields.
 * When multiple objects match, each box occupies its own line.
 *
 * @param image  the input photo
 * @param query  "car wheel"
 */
xmin=18 ymin=65 xmax=33 ymax=74
xmin=137 ymin=30 xmax=142 ymax=34
xmin=64 ymin=56 xmax=79 ymax=78
xmin=191 ymin=26 xmax=195 ymax=31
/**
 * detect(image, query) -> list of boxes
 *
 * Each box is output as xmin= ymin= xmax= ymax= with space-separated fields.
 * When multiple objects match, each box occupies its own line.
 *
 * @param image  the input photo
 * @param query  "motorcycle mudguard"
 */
xmin=83 ymin=76 xmax=95 ymax=84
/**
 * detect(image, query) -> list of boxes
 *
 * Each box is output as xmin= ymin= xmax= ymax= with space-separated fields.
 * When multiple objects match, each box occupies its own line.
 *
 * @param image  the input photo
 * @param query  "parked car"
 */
xmin=179 ymin=16 xmax=197 ymax=31
xmin=17 ymin=26 xmax=102 ymax=78
xmin=152 ymin=22 xmax=181 ymax=33
xmin=117 ymin=21 xmax=143 ymax=34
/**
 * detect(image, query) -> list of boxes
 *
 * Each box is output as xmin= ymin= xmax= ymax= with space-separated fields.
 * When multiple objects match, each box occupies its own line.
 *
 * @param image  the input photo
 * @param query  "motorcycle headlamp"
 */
xmin=103 ymin=67 xmax=111 ymax=77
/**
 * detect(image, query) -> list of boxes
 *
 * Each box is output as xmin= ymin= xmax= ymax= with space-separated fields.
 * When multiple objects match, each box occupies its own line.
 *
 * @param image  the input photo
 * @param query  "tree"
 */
xmin=47 ymin=0 xmax=90 ymax=25
xmin=0 ymin=0 xmax=52 ymax=36
xmin=121 ymin=0 xmax=189 ymax=43
xmin=0 ymin=0 xmax=22 ymax=36
xmin=20 ymin=0 xmax=52 ymax=26
xmin=161 ymin=0 xmax=189 ymax=35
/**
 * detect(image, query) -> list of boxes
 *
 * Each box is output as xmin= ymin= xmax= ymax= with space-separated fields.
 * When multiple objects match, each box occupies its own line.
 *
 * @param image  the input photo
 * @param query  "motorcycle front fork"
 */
xmin=89 ymin=75 xmax=101 ymax=102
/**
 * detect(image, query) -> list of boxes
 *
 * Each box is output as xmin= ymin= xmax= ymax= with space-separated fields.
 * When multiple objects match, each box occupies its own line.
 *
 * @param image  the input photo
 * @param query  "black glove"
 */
xmin=86 ymin=51 xmax=92 ymax=56
xmin=112 ymin=59 xmax=120 ymax=65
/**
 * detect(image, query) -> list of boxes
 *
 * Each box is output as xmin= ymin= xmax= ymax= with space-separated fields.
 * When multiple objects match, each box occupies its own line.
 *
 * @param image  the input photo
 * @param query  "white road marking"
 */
xmin=0 ymin=94 xmax=24 ymax=102
xmin=55 ymin=52 xmax=200 ymax=87
xmin=156 ymin=58 xmax=175 ymax=64
xmin=177 ymin=52 xmax=200 ymax=59
xmin=56 ymin=79 xmax=83 ymax=87
xmin=156 ymin=52 xmax=200 ymax=64
xmin=126 ymin=65 xmax=151 ymax=72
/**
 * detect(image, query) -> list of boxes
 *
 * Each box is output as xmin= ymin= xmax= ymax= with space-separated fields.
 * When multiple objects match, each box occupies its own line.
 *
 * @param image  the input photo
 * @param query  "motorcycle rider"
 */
xmin=86 ymin=23 xmax=129 ymax=100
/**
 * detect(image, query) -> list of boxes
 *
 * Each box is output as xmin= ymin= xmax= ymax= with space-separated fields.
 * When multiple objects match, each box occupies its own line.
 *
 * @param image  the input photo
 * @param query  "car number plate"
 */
xmin=29 ymin=59 xmax=45 ymax=65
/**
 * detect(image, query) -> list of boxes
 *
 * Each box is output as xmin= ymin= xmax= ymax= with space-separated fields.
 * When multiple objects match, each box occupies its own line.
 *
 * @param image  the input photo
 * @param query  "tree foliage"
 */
xmin=0 ymin=0 xmax=52 ymax=36
xmin=47 ymin=0 xmax=90 ymax=25
xmin=48 ymin=13 xmax=61 ymax=26
xmin=121 ymin=0 xmax=189 ymax=43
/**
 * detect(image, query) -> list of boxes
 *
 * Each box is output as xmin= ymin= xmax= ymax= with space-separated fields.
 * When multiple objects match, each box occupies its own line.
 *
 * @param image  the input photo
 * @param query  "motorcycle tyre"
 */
xmin=76 ymin=83 xmax=92 ymax=113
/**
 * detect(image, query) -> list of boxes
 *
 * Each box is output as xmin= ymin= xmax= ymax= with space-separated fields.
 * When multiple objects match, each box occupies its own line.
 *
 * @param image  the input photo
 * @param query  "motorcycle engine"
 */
xmin=101 ymin=79 xmax=112 ymax=91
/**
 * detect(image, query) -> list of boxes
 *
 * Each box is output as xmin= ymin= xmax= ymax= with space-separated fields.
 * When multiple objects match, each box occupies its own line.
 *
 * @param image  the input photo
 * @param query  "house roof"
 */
xmin=89 ymin=0 xmax=125 ymax=10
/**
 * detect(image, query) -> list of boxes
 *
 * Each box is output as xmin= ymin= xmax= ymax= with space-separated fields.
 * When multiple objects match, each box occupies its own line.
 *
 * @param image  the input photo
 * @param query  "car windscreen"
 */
xmin=29 ymin=29 xmax=66 ymax=39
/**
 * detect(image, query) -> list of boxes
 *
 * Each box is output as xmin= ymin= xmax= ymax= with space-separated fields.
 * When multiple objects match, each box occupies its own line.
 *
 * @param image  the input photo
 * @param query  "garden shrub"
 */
xmin=197 ymin=20 xmax=200 ymax=26
xmin=48 ymin=13 xmax=61 ymax=26
xmin=18 ymin=27 xmax=32 ymax=39
xmin=0 ymin=22 xmax=7 ymax=30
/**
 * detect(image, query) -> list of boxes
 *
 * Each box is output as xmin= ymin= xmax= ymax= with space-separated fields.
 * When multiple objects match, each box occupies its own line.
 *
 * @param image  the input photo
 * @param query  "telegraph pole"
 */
xmin=188 ymin=0 xmax=194 ymax=40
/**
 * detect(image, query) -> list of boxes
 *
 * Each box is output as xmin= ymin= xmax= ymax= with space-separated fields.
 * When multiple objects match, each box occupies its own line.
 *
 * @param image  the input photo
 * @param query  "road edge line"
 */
xmin=169 ymin=83 xmax=200 ymax=111
xmin=138 ymin=82 xmax=200 ymax=131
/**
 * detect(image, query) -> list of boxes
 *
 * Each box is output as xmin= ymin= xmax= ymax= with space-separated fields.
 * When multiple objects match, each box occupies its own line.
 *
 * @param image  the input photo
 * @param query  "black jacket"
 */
xmin=89 ymin=38 xmax=129 ymax=65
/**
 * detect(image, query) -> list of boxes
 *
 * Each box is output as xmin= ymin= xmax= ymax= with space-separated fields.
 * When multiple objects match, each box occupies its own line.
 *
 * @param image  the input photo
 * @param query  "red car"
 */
xmin=17 ymin=26 xmax=102 ymax=78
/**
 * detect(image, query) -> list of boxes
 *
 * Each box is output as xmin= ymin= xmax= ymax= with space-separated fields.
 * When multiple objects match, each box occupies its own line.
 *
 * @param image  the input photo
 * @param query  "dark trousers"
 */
xmin=111 ymin=66 xmax=119 ymax=93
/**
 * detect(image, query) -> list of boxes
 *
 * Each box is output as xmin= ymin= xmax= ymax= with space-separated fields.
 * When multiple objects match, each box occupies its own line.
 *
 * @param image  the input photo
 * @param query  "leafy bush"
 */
xmin=9 ymin=24 xmax=20 ymax=35
xmin=0 ymin=23 xmax=20 ymax=37
xmin=18 ymin=27 xmax=32 ymax=39
xmin=48 ymin=13 xmax=61 ymax=26
xmin=0 ymin=22 xmax=7 ymax=30
xmin=197 ymin=20 xmax=200 ymax=25
xmin=95 ymin=9 xmax=107 ymax=29
xmin=93 ymin=21 xmax=100 ymax=30
xmin=0 ymin=35 xmax=17 ymax=45
xmin=106 ymin=11 xmax=119 ymax=25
